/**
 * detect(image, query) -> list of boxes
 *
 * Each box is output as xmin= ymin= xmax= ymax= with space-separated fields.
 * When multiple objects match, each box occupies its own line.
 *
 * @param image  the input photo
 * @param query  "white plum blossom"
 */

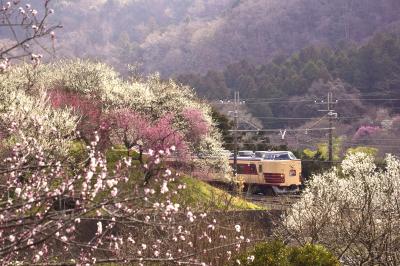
xmin=160 ymin=181 xmax=169 ymax=194
xmin=187 ymin=211 xmax=194 ymax=222
xmin=15 ymin=187 xmax=21 ymax=197
xmin=96 ymin=222 xmax=103 ymax=235
xmin=111 ymin=187 xmax=118 ymax=197
xmin=235 ymin=224 xmax=241 ymax=233
xmin=165 ymin=169 xmax=172 ymax=176
xmin=247 ymin=255 xmax=255 ymax=262
xmin=9 ymin=235 xmax=15 ymax=242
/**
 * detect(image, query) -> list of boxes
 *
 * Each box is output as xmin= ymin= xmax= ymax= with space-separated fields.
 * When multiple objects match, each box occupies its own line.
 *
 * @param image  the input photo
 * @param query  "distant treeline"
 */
xmin=178 ymin=33 xmax=400 ymax=125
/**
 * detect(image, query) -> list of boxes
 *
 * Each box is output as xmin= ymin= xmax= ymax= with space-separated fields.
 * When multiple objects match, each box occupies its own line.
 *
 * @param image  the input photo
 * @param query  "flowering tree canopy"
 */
xmin=0 ymin=60 xmax=231 ymax=174
xmin=281 ymin=153 xmax=400 ymax=265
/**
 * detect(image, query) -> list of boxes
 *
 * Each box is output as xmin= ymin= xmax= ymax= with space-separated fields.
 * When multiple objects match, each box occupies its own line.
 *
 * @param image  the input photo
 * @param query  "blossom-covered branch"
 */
xmin=0 ymin=0 xmax=60 ymax=71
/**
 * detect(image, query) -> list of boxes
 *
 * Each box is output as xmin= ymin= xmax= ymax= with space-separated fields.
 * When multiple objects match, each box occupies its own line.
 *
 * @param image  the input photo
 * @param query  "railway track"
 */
xmin=243 ymin=194 xmax=301 ymax=210
xmin=206 ymin=181 xmax=302 ymax=210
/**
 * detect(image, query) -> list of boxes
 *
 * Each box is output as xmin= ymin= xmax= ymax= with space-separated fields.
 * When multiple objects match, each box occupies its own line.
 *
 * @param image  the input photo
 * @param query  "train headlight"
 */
xmin=289 ymin=169 xmax=296 ymax=176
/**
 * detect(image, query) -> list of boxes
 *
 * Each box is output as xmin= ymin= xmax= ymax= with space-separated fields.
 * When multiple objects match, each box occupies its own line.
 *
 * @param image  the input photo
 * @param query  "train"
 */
xmin=228 ymin=151 xmax=302 ymax=195
xmin=165 ymin=150 xmax=302 ymax=195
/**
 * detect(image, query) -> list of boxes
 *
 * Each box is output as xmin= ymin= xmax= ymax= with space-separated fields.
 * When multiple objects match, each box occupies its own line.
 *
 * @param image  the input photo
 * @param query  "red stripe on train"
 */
xmin=264 ymin=173 xmax=285 ymax=183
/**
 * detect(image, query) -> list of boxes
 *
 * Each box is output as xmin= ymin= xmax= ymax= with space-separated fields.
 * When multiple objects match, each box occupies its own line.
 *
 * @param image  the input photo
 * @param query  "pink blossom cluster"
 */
xmin=49 ymin=89 xmax=103 ymax=145
xmin=181 ymin=108 xmax=209 ymax=143
xmin=353 ymin=125 xmax=381 ymax=140
xmin=104 ymin=109 xmax=188 ymax=161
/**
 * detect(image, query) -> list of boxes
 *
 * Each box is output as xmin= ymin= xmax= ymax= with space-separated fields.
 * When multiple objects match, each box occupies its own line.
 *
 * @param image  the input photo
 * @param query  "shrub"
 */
xmin=235 ymin=241 xmax=290 ymax=266
xmin=235 ymin=241 xmax=339 ymax=266
xmin=288 ymin=243 xmax=340 ymax=266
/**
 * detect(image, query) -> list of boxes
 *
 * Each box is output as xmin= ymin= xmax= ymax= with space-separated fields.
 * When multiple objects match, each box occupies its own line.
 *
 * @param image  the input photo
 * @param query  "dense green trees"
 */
xmin=178 ymin=33 xmax=400 ymax=126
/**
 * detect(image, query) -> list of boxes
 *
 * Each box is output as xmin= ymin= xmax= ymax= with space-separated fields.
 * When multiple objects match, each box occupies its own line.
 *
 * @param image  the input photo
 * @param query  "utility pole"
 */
xmin=216 ymin=91 xmax=244 ymax=176
xmin=327 ymin=91 xmax=333 ymax=162
xmin=233 ymin=91 xmax=239 ymax=176
xmin=316 ymin=90 xmax=337 ymax=164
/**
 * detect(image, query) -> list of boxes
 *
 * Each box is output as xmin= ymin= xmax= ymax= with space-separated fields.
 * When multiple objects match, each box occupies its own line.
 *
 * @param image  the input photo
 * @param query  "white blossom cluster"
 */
xmin=282 ymin=152 xmax=400 ymax=265
xmin=0 ymin=73 xmax=78 ymax=156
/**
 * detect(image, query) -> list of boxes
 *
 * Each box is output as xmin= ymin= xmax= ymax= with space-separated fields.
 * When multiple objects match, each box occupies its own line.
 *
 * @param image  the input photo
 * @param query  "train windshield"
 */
xmin=254 ymin=151 xmax=267 ymax=158
xmin=238 ymin=151 xmax=254 ymax=157
xmin=263 ymin=152 xmax=297 ymax=160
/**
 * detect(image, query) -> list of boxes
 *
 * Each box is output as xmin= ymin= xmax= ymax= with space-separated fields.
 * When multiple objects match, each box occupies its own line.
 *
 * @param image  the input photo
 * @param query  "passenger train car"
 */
xmin=229 ymin=151 xmax=302 ymax=194
xmin=165 ymin=150 xmax=302 ymax=195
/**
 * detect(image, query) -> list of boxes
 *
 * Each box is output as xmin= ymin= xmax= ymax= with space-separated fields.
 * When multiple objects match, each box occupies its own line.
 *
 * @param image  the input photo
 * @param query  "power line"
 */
xmin=217 ymin=97 xmax=400 ymax=104
xmin=336 ymin=98 xmax=400 ymax=102
xmin=236 ymin=92 xmax=400 ymax=101
xmin=228 ymin=127 xmax=335 ymax=133
xmin=252 ymin=116 xmax=364 ymax=120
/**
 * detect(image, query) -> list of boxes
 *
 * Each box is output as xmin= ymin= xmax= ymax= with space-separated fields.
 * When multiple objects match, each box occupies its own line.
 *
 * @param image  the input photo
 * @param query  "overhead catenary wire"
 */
xmin=252 ymin=116 xmax=364 ymax=120
xmin=215 ymin=97 xmax=400 ymax=105
xmin=228 ymin=127 xmax=335 ymax=133
xmin=230 ymin=91 xmax=400 ymax=101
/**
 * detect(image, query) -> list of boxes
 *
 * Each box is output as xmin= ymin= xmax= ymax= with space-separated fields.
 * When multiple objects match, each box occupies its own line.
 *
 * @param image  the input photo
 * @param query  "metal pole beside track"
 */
xmin=233 ymin=91 xmax=239 ymax=177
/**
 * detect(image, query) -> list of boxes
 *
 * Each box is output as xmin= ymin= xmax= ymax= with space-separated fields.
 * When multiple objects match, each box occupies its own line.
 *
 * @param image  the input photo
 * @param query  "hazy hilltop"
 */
xmin=48 ymin=0 xmax=400 ymax=76
xmin=52 ymin=0 xmax=235 ymax=71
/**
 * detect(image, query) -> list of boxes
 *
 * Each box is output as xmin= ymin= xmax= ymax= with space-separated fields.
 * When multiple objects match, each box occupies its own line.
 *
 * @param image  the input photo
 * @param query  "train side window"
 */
xmin=237 ymin=164 xmax=257 ymax=175
xmin=258 ymin=164 xmax=263 ymax=174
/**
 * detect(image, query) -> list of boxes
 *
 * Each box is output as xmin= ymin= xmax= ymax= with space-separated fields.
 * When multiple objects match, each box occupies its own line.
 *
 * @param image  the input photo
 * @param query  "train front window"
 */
xmin=264 ymin=153 xmax=274 ymax=160
xmin=275 ymin=153 xmax=290 ymax=160
xmin=238 ymin=151 xmax=254 ymax=157
xmin=254 ymin=152 xmax=265 ymax=158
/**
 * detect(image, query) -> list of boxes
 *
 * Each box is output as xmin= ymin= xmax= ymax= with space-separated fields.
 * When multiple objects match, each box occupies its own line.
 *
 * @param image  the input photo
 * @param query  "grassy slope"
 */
xmin=104 ymin=147 xmax=261 ymax=210
xmin=178 ymin=176 xmax=262 ymax=211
